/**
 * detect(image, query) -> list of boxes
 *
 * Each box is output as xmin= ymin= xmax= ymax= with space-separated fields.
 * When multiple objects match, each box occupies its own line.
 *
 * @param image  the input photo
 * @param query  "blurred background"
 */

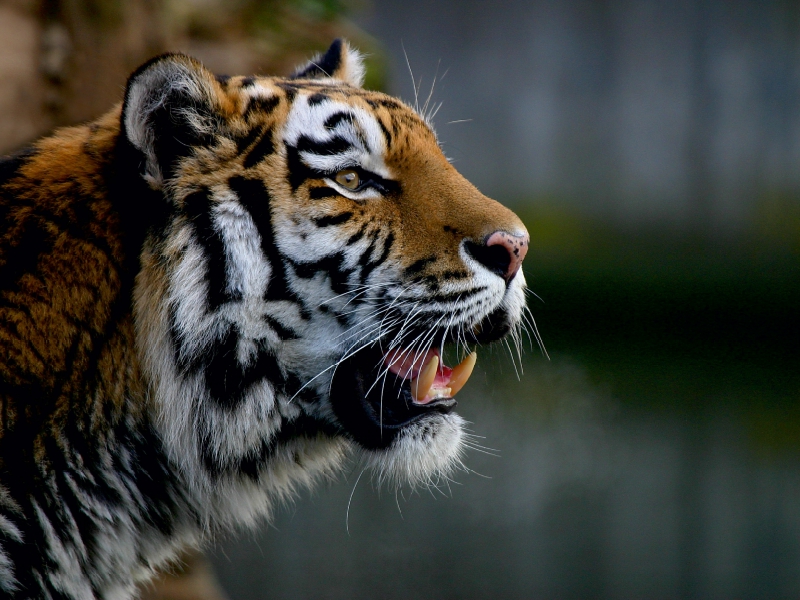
xmin=2 ymin=0 xmax=799 ymax=598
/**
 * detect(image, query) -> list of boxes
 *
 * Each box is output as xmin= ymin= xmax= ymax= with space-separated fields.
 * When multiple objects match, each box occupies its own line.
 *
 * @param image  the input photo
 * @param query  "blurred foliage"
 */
xmin=247 ymin=0 xmax=355 ymax=26
xmin=0 ymin=0 xmax=385 ymax=154
xmin=57 ymin=0 xmax=125 ymax=26
xmin=165 ymin=0 xmax=385 ymax=88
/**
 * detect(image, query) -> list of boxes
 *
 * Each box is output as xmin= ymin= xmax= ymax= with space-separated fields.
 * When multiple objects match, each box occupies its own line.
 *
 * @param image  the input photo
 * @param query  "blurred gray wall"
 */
xmin=358 ymin=0 xmax=800 ymax=232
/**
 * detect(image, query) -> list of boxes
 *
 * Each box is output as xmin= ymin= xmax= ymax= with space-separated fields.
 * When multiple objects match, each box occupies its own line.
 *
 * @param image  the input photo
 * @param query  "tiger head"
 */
xmin=125 ymin=40 xmax=529 ymax=495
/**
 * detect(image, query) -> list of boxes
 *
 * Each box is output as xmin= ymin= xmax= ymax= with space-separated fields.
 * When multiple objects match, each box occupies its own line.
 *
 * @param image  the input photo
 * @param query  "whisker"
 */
xmin=421 ymin=59 xmax=441 ymax=121
xmin=524 ymin=286 xmax=545 ymax=305
xmin=522 ymin=304 xmax=548 ymax=358
xmin=402 ymin=41 xmax=420 ymax=113
xmin=428 ymin=101 xmax=444 ymax=122
xmin=346 ymin=467 xmax=367 ymax=536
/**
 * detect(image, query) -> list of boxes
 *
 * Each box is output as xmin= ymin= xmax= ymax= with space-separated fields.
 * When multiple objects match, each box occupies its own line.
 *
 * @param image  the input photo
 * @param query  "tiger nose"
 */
xmin=467 ymin=230 xmax=529 ymax=283
xmin=485 ymin=231 xmax=528 ymax=282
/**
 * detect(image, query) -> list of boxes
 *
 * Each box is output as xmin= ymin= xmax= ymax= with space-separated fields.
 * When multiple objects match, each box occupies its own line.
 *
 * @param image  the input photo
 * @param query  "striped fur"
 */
xmin=0 ymin=40 xmax=529 ymax=598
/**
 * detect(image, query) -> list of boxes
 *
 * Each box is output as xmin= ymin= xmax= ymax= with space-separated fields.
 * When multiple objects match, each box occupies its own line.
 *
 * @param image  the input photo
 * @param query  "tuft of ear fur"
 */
xmin=291 ymin=39 xmax=365 ymax=88
xmin=122 ymin=53 xmax=224 ymax=188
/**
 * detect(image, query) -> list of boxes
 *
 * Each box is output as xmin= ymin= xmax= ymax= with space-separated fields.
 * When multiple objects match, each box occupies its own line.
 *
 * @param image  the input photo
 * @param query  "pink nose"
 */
xmin=485 ymin=231 xmax=529 ymax=282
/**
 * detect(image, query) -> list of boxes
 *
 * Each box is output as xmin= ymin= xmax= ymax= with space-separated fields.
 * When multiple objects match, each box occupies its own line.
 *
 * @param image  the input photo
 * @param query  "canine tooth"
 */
xmin=411 ymin=355 xmax=439 ymax=402
xmin=448 ymin=352 xmax=477 ymax=396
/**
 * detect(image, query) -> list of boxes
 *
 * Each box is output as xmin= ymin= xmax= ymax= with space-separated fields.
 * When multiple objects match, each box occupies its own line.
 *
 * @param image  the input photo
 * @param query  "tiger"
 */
xmin=0 ymin=39 xmax=530 ymax=598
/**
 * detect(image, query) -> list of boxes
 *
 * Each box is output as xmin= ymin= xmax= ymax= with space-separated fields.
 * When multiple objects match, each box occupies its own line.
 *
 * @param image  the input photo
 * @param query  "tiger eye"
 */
xmin=335 ymin=169 xmax=360 ymax=190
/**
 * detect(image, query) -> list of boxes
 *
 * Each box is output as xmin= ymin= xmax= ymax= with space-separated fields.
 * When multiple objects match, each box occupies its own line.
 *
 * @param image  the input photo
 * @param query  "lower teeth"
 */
xmin=428 ymin=387 xmax=452 ymax=400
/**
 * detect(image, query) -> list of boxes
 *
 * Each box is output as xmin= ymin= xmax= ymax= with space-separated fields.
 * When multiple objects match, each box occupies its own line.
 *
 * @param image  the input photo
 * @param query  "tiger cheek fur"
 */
xmin=0 ymin=39 xmax=529 ymax=598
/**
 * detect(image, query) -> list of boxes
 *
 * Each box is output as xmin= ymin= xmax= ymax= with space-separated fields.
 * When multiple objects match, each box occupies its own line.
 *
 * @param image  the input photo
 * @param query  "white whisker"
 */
xmin=346 ymin=468 xmax=367 ymax=536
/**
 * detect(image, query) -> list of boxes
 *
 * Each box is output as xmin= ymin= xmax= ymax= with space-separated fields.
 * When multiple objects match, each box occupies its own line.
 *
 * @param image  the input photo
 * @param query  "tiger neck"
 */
xmin=0 ymin=106 xmax=152 ymax=440
xmin=0 ymin=107 xmax=219 ymax=589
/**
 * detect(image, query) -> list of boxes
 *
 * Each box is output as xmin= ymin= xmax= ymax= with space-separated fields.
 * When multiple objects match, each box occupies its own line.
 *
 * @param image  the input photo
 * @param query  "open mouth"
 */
xmin=328 ymin=305 xmax=517 ymax=450
xmin=328 ymin=342 xmax=478 ymax=450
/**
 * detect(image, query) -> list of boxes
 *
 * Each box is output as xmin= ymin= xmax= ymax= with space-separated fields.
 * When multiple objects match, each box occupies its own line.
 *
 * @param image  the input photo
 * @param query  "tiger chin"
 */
xmin=0 ymin=40 xmax=529 ymax=598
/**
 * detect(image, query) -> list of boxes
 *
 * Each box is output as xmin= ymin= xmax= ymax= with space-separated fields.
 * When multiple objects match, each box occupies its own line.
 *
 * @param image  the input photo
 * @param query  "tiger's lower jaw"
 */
xmin=327 ymin=345 xmax=469 ymax=487
xmin=359 ymin=412 xmax=467 ymax=490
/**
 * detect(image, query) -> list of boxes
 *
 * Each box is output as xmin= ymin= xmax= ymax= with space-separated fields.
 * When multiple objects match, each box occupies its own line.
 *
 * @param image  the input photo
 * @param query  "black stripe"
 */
xmin=292 ymin=252 xmax=353 ymax=295
xmin=381 ymin=98 xmax=404 ymax=110
xmin=403 ymin=256 xmax=436 ymax=278
xmin=243 ymin=128 xmax=275 ymax=169
xmin=200 ymin=413 xmax=339 ymax=480
xmin=428 ymin=287 xmax=486 ymax=304
xmin=313 ymin=212 xmax=353 ymax=227
xmin=296 ymin=135 xmax=353 ymax=156
xmin=244 ymin=95 xmax=280 ymax=119
xmin=357 ymin=234 xmax=378 ymax=270
xmin=227 ymin=176 xmax=307 ymax=314
xmin=286 ymin=145 xmax=315 ymax=191
xmin=366 ymin=97 xmax=404 ymax=111
xmin=241 ymin=76 xmax=256 ymax=88
xmin=346 ymin=224 xmax=367 ymax=246
xmin=421 ymin=275 xmax=440 ymax=291
xmin=308 ymin=93 xmax=329 ymax=106
xmin=308 ymin=186 xmax=341 ymax=200
xmin=183 ymin=189 xmax=236 ymax=311
xmin=377 ymin=116 xmax=393 ymax=147
xmin=201 ymin=328 xmax=286 ymax=410
xmin=324 ymin=112 xmax=353 ymax=130
xmin=236 ymin=126 xmax=263 ymax=154
xmin=441 ymin=269 xmax=470 ymax=280
xmin=360 ymin=231 xmax=394 ymax=284
xmin=277 ymin=82 xmax=299 ymax=101
xmin=264 ymin=315 xmax=298 ymax=340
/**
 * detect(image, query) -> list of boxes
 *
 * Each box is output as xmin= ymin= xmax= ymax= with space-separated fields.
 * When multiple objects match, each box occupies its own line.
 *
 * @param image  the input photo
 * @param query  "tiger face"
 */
xmin=126 ymin=40 xmax=529 ymax=497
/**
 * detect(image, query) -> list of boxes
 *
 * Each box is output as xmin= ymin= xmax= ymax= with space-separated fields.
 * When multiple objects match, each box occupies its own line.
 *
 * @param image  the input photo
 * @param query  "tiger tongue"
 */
xmin=383 ymin=349 xmax=478 ymax=404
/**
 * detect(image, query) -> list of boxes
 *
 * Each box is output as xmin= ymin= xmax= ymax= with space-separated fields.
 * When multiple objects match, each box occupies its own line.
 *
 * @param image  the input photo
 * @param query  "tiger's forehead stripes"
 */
xmin=222 ymin=75 xmax=434 ymax=174
xmin=282 ymin=93 xmax=391 ymax=179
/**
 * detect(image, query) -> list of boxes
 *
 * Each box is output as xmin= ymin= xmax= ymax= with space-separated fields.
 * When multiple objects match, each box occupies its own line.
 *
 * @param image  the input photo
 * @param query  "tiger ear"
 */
xmin=122 ymin=53 xmax=224 ymax=188
xmin=291 ymin=39 xmax=365 ymax=88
